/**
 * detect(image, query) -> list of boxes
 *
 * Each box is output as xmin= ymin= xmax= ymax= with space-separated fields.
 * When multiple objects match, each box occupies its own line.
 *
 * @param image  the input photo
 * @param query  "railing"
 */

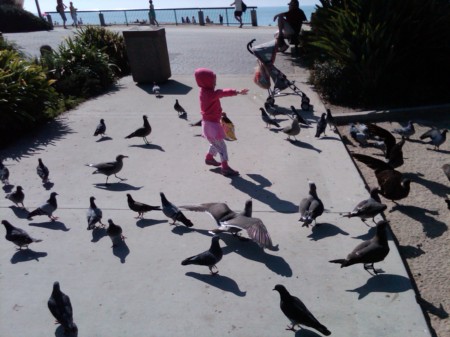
xmin=45 ymin=7 xmax=258 ymax=28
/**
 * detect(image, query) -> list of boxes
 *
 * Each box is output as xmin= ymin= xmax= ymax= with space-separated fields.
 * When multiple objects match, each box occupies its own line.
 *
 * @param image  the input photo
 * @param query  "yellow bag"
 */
xmin=221 ymin=113 xmax=237 ymax=141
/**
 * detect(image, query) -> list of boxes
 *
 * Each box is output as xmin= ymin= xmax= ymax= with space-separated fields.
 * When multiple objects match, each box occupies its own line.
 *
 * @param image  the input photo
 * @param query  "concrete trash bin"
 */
xmin=123 ymin=29 xmax=171 ymax=84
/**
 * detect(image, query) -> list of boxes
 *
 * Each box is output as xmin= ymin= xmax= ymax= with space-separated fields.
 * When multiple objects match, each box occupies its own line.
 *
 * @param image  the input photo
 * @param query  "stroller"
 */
xmin=247 ymin=39 xmax=310 ymax=111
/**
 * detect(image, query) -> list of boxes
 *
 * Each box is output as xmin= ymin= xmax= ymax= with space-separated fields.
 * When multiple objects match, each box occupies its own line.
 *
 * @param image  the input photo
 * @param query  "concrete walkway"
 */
xmin=1 ymin=26 xmax=431 ymax=337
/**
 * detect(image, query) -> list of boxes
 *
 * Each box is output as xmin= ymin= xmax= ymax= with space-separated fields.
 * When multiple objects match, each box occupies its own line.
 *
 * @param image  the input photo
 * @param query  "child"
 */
xmin=194 ymin=68 xmax=248 ymax=176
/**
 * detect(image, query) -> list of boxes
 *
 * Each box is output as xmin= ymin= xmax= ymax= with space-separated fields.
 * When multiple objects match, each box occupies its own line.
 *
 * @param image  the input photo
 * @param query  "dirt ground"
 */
xmin=334 ymin=118 xmax=450 ymax=337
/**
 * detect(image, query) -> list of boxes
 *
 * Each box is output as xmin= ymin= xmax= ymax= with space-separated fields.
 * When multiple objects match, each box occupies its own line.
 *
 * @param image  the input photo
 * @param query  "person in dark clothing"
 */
xmin=273 ymin=0 xmax=307 ymax=52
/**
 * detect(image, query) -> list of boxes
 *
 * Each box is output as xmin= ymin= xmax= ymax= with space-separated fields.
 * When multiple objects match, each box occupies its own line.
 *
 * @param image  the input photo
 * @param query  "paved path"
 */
xmin=1 ymin=26 xmax=431 ymax=337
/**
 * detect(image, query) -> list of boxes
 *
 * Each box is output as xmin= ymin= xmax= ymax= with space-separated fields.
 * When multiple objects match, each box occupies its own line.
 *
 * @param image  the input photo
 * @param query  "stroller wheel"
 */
xmin=301 ymin=101 xmax=310 ymax=111
xmin=266 ymin=96 xmax=275 ymax=107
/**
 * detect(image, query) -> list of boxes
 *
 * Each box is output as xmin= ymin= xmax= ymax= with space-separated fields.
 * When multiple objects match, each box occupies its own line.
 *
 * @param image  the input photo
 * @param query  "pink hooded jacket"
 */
xmin=194 ymin=68 xmax=238 ymax=123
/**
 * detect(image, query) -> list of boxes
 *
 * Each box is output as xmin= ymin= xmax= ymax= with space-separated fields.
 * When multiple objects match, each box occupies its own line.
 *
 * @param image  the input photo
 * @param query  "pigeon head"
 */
xmin=53 ymin=281 xmax=61 ymax=291
xmin=107 ymin=219 xmax=114 ymax=225
xmin=273 ymin=284 xmax=289 ymax=295
xmin=50 ymin=192 xmax=58 ymax=197
xmin=143 ymin=115 xmax=148 ymax=120
xmin=116 ymin=155 xmax=128 ymax=161
xmin=16 ymin=186 xmax=23 ymax=191
xmin=1 ymin=220 xmax=13 ymax=229
xmin=90 ymin=196 xmax=96 ymax=202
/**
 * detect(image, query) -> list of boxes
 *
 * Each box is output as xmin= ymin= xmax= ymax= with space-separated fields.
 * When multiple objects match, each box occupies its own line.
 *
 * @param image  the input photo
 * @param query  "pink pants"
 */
xmin=202 ymin=121 xmax=228 ymax=162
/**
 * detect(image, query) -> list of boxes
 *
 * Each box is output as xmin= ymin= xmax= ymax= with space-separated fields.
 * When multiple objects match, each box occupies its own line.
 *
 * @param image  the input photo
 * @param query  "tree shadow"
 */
xmin=185 ymin=272 xmax=246 ymax=297
xmin=346 ymin=274 xmax=412 ymax=300
xmin=8 ymin=205 xmax=29 ymax=219
xmin=136 ymin=218 xmax=166 ymax=228
xmin=306 ymin=222 xmax=349 ymax=241
xmin=286 ymin=139 xmax=322 ymax=153
xmin=94 ymin=183 xmax=143 ymax=192
xmin=403 ymin=172 xmax=450 ymax=198
xmin=230 ymin=174 xmax=298 ymax=213
xmin=112 ymin=240 xmax=130 ymax=263
xmin=391 ymin=204 xmax=447 ymax=238
xmin=29 ymin=221 xmax=70 ymax=231
xmin=10 ymin=249 xmax=48 ymax=263
xmin=91 ymin=227 xmax=107 ymax=242
xmin=128 ymin=143 xmax=165 ymax=151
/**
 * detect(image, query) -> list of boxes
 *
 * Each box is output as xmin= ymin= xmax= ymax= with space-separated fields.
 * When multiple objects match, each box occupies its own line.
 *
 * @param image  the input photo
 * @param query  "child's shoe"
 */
xmin=205 ymin=157 xmax=221 ymax=166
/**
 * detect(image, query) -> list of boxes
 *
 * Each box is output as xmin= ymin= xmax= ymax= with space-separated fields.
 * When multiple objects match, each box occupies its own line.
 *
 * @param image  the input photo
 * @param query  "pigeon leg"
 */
xmin=114 ymin=174 xmax=126 ymax=181
xmin=363 ymin=263 xmax=379 ymax=275
xmin=285 ymin=324 xmax=297 ymax=332
xmin=209 ymin=265 xmax=219 ymax=275
xmin=105 ymin=176 xmax=109 ymax=185
xmin=50 ymin=215 xmax=59 ymax=221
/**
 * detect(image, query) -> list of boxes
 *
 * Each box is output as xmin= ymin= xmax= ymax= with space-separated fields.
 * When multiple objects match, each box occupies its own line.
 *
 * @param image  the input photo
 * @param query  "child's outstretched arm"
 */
xmin=238 ymin=89 xmax=249 ymax=95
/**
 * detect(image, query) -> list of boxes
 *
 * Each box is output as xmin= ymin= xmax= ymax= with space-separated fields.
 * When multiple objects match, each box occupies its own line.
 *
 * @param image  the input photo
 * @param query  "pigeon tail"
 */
xmin=177 ymin=213 xmax=194 ymax=227
xmin=329 ymin=259 xmax=348 ymax=267
xmin=316 ymin=325 xmax=331 ymax=336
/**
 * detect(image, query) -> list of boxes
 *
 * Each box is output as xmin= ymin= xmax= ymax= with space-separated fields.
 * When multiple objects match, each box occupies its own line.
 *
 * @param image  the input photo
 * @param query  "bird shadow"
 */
xmin=8 ymin=206 xmax=29 ymax=219
xmin=171 ymin=226 xmax=206 ymax=236
xmin=391 ymin=204 xmax=447 ymax=238
xmin=136 ymin=218 xmax=166 ymax=228
xmin=403 ymin=172 xmax=450 ymax=198
xmin=54 ymin=324 xmax=78 ymax=337
xmin=2 ymin=184 xmax=14 ymax=193
xmin=185 ymin=272 xmax=246 ymax=297
xmin=317 ymin=135 xmax=341 ymax=141
xmin=294 ymin=328 xmax=324 ymax=337
xmin=417 ymin=296 xmax=449 ymax=319
xmin=28 ymin=221 xmax=70 ymax=231
xmin=10 ymin=249 xmax=48 ymax=263
xmin=91 ymin=227 xmax=107 ymax=242
xmin=306 ymin=222 xmax=349 ymax=241
xmin=94 ymin=183 xmax=143 ymax=192
xmin=137 ymin=79 xmax=193 ymax=96
xmin=96 ymin=136 xmax=113 ymax=142
xmin=287 ymin=139 xmax=322 ymax=153
xmin=426 ymin=148 xmax=450 ymax=154
xmin=220 ymin=234 xmax=292 ymax=277
xmin=230 ymin=174 xmax=298 ymax=213
xmin=399 ymin=244 xmax=426 ymax=259
xmin=128 ymin=143 xmax=165 ymax=151
xmin=352 ymin=226 xmax=377 ymax=241
xmin=43 ymin=181 xmax=54 ymax=190
xmin=112 ymin=240 xmax=130 ymax=263
xmin=346 ymin=274 xmax=412 ymax=300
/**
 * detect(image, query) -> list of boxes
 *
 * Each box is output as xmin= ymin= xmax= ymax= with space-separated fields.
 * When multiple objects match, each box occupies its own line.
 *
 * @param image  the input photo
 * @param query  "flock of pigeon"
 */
xmin=1 ymin=96 xmax=447 ymax=335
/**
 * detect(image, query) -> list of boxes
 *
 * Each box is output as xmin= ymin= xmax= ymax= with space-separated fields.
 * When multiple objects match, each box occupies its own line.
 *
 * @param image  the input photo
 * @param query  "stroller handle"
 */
xmin=246 ymin=39 xmax=256 ymax=55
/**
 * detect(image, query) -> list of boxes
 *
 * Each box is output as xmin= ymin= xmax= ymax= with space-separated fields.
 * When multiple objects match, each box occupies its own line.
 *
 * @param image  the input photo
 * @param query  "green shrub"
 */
xmin=0 ymin=4 xmax=52 ymax=33
xmin=74 ymin=26 xmax=130 ymax=77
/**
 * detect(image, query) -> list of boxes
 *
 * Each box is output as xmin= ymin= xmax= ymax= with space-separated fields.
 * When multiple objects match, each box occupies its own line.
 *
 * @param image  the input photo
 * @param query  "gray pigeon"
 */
xmin=349 ymin=123 xmax=368 ymax=146
xmin=174 ymin=99 xmax=187 ymax=118
xmin=86 ymin=154 xmax=128 ymax=185
xmin=160 ymin=192 xmax=193 ymax=227
xmin=127 ymin=193 xmax=161 ymax=219
xmin=125 ymin=115 xmax=151 ymax=144
xmin=0 ymin=159 xmax=10 ymax=185
xmin=181 ymin=200 xmax=252 ymax=226
xmin=93 ymin=118 xmax=106 ymax=137
xmin=325 ymin=108 xmax=336 ymax=132
xmin=342 ymin=188 xmax=387 ymax=225
xmin=152 ymin=82 xmax=162 ymax=98
xmin=37 ymin=158 xmax=50 ymax=183
xmin=86 ymin=196 xmax=104 ymax=230
xmin=443 ymin=164 xmax=450 ymax=181
xmin=48 ymin=282 xmax=78 ymax=335
xmin=273 ymin=284 xmax=331 ymax=335
xmin=298 ymin=181 xmax=324 ymax=228
xmin=392 ymin=120 xmax=415 ymax=139
xmin=290 ymin=105 xmax=309 ymax=125
xmin=27 ymin=192 xmax=58 ymax=221
xmin=283 ymin=117 xmax=300 ymax=141
xmin=329 ymin=220 xmax=390 ymax=275
xmin=106 ymin=219 xmax=125 ymax=246
xmin=260 ymin=107 xmax=280 ymax=128
xmin=2 ymin=220 xmax=42 ymax=249
xmin=181 ymin=235 xmax=223 ymax=275
xmin=420 ymin=128 xmax=447 ymax=150
xmin=315 ymin=113 xmax=327 ymax=138
xmin=5 ymin=185 xmax=25 ymax=208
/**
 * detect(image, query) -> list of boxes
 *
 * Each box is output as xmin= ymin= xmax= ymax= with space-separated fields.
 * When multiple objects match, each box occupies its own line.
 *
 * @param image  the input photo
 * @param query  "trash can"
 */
xmin=123 ymin=28 xmax=171 ymax=84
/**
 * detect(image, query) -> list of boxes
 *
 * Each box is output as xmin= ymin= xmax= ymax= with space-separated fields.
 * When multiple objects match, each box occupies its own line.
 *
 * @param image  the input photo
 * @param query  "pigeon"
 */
xmin=86 ymin=154 xmax=128 ymax=185
xmin=174 ymin=99 xmax=187 ymax=118
xmin=189 ymin=119 xmax=202 ymax=127
xmin=290 ymin=105 xmax=309 ymax=125
xmin=221 ymin=112 xmax=237 ymax=141
xmin=283 ymin=117 xmax=300 ymax=141
xmin=420 ymin=128 xmax=447 ymax=150
xmin=5 ymin=185 xmax=25 ymax=208
xmin=443 ymin=164 xmax=450 ymax=181
xmin=181 ymin=200 xmax=273 ymax=249
xmin=2 ymin=220 xmax=42 ymax=249
xmin=325 ymin=108 xmax=336 ymax=132
xmin=329 ymin=220 xmax=390 ymax=275
xmin=106 ymin=219 xmax=125 ymax=246
xmin=48 ymin=282 xmax=78 ymax=335
xmin=160 ymin=192 xmax=193 ymax=227
xmin=315 ymin=113 xmax=327 ymax=138
xmin=27 ymin=192 xmax=58 ymax=221
xmin=93 ymin=118 xmax=106 ymax=137
xmin=37 ymin=158 xmax=50 ymax=183
xmin=127 ymin=193 xmax=161 ymax=219
xmin=86 ymin=196 xmax=104 ymax=230
xmin=125 ymin=115 xmax=151 ymax=144
xmin=0 ymin=159 xmax=9 ymax=185
xmin=366 ymin=123 xmax=405 ymax=168
xmin=392 ymin=120 xmax=415 ymax=139
xmin=152 ymin=82 xmax=162 ymax=98
xmin=264 ymin=101 xmax=279 ymax=117
xmin=260 ymin=107 xmax=280 ymax=128
xmin=342 ymin=188 xmax=387 ymax=225
xmin=181 ymin=235 xmax=223 ymax=275
xmin=298 ymin=181 xmax=324 ymax=228
xmin=273 ymin=284 xmax=331 ymax=335
xmin=352 ymin=153 xmax=411 ymax=203
xmin=349 ymin=123 xmax=368 ymax=146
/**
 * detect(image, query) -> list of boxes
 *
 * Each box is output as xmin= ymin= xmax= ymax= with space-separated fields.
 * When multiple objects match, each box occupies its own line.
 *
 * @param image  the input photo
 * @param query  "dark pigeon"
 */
xmin=367 ymin=123 xmax=405 ymax=168
xmin=181 ymin=235 xmax=223 ymax=275
xmin=86 ymin=154 xmax=128 ymax=185
xmin=392 ymin=120 xmax=415 ymax=139
xmin=283 ymin=117 xmax=300 ymax=141
xmin=106 ymin=219 xmax=125 ymax=247
xmin=5 ymin=185 xmax=25 ymax=208
xmin=273 ymin=284 xmax=331 ymax=335
xmin=27 ymin=192 xmax=58 ymax=221
xmin=342 ymin=188 xmax=387 ymax=225
xmin=126 ymin=193 xmax=161 ymax=219
xmin=290 ymin=105 xmax=309 ymax=125
xmin=420 ymin=128 xmax=447 ymax=150
xmin=160 ymin=192 xmax=193 ymax=227
xmin=0 ymin=159 xmax=10 ymax=185
xmin=174 ymin=99 xmax=187 ymax=119
xmin=2 ymin=220 xmax=42 ymax=249
xmin=48 ymin=282 xmax=78 ymax=335
xmin=298 ymin=181 xmax=324 ymax=227
xmin=37 ymin=158 xmax=50 ymax=183
xmin=260 ymin=107 xmax=280 ymax=128
xmin=315 ymin=113 xmax=327 ymax=138
xmin=325 ymin=108 xmax=336 ymax=132
xmin=125 ymin=115 xmax=152 ymax=144
xmin=93 ymin=118 xmax=106 ymax=137
xmin=330 ymin=220 xmax=390 ymax=275
xmin=86 ymin=196 xmax=104 ymax=230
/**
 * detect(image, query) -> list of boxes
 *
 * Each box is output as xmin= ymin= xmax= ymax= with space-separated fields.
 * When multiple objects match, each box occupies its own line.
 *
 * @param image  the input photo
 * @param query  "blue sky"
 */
xmin=24 ymin=1 xmax=320 ymax=14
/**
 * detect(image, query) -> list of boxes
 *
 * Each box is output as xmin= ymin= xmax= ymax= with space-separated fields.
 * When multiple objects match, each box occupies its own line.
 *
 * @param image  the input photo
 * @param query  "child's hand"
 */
xmin=239 ymin=89 xmax=249 ymax=95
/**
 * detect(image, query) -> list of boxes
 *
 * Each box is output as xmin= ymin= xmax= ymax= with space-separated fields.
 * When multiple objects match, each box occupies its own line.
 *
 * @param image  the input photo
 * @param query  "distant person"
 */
xmin=149 ymin=0 xmax=159 ymax=26
xmin=273 ymin=0 xmax=307 ymax=52
xmin=69 ymin=2 xmax=78 ymax=28
xmin=230 ymin=0 xmax=243 ymax=28
xmin=205 ymin=15 xmax=211 ymax=24
xmin=78 ymin=17 xmax=83 ymax=25
xmin=181 ymin=17 xmax=185 ymax=24
xmin=219 ymin=14 xmax=223 ymax=25
xmin=186 ymin=16 xmax=190 ymax=23
xmin=192 ymin=16 xmax=196 ymax=24
xmin=56 ymin=0 xmax=67 ymax=28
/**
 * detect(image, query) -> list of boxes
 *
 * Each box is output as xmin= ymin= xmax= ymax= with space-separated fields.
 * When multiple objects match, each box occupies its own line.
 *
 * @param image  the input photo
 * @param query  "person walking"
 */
xmin=273 ymin=0 xmax=308 ymax=52
xmin=69 ymin=2 xmax=78 ymax=28
xmin=149 ymin=0 xmax=159 ymax=26
xmin=194 ymin=68 xmax=249 ymax=177
xmin=230 ymin=0 xmax=244 ymax=28
xmin=56 ymin=0 xmax=67 ymax=28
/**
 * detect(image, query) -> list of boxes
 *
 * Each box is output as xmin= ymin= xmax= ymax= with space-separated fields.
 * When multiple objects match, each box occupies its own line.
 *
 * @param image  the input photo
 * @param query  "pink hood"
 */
xmin=195 ymin=68 xmax=216 ymax=89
